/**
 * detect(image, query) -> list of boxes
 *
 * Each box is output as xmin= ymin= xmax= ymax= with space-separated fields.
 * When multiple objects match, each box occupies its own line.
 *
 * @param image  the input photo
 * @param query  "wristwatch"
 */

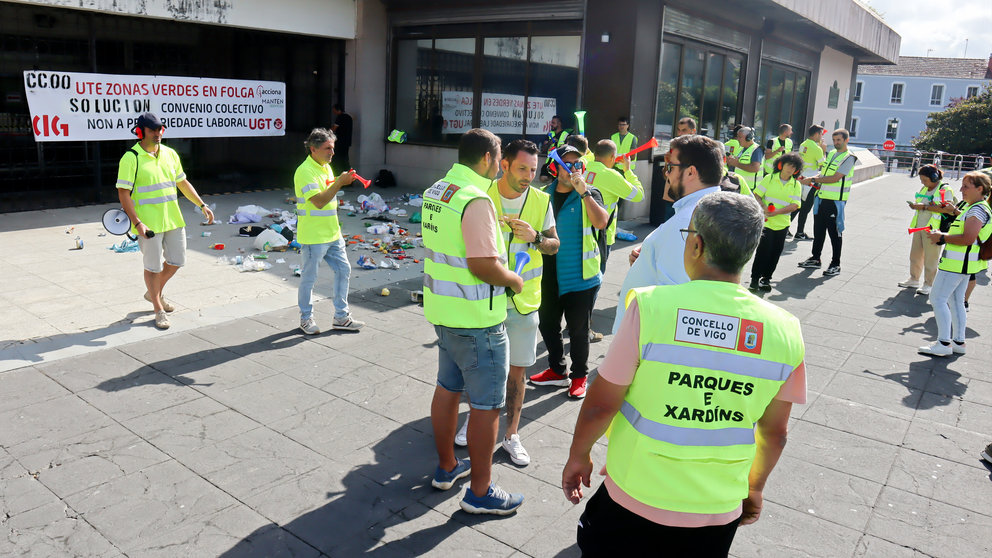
xmin=533 ymin=231 xmax=544 ymax=247
xmin=580 ymin=191 xmax=592 ymax=199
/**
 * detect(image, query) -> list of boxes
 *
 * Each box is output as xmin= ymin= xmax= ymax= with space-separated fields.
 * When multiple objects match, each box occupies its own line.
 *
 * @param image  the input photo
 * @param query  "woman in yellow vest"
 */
xmin=563 ymin=191 xmax=806 ymax=555
xmin=900 ymin=165 xmax=956 ymax=296
xmin=749 ymin=153 xmax=803 ymax=291
xmin=919 ymin=172 xmax=992 ymax=357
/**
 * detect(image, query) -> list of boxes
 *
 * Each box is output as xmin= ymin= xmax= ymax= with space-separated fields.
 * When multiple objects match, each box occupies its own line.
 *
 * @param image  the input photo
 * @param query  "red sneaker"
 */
xmin=529 ymin=368 xmax=570 ymax=387
xmin=568 ymin=377 xmax=587 ymax=398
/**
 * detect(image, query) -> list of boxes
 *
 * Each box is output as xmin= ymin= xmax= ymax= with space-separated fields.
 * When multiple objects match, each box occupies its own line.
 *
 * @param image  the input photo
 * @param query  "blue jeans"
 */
xmin=929 ymin=270 xmax=969 ymax=343
xmin=434 ymin=323 xmax=509 ymax=411
xmin=298 ymin=238 xmax=352 ymax=321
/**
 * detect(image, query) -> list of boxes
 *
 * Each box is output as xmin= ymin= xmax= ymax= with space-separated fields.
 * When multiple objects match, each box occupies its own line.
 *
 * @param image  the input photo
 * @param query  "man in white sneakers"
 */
xmin=455 ymin=139 xmax=560 ymax=467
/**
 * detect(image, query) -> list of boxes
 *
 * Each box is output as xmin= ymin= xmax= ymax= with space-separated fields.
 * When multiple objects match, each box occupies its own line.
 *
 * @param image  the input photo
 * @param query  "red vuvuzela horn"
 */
xmin=350 ymin=170 xmax=371 ymax=188
xmin=614 ymin=137 xmax=659 ymax=164
xmin=907 ymin=226 xmax=932 ymax=234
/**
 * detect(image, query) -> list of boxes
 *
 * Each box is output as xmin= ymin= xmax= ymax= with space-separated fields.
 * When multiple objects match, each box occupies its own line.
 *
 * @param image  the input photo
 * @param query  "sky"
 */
xmin=863 ymin=0 xmax=992 ymax=59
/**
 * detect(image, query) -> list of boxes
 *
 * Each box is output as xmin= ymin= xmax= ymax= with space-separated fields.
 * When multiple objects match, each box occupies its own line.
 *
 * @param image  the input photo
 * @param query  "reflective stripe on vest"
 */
xmin=488 ymin=183 xmax=550 ymax=314
xmin=606 ymin=283 xmax=804 ymax=515
xmin=297 ymin=208 xmax=338 ymax=217
xmin=423 ymin=166 xmax=508 ymax=328
xmin=642 ymin=343 xmax=793 ymax=381
xmin=136 ymin=180 xmax=176 ymax=194
xmin=939 ymin=200 xmax=992 ymax=274
xmin=910 ymin=183 xmax=951 ymax=229
xmin=818 ymin=150 xmax=855 ymax=201
xmin=763 ymin=137 xmax=793 ymax=173
xmin=138 ymin=193 xmax=178 ymax=205
xmin=620 ymin=401 xmax=755 ymax=446
xmin=424 ymin=247 xmax=469 ymax=268
xmin=424 ymin=275 xmax=505 ymax=300
xmin=734 ymin=144 xmax=760 ymax=189
xmin=799 ymin=139 xmax=824 ymax=174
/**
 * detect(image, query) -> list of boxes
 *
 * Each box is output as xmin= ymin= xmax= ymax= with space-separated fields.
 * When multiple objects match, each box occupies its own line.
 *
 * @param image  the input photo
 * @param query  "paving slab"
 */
xmin=2 ymin=173 xmax=992 ymax=557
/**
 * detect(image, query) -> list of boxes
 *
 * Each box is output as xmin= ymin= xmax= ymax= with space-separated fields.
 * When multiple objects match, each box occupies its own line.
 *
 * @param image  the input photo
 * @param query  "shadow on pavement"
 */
xmin=2 ymin=310 xmax=147 ymax=364
xmin=218 ymin=416 xmax=530 ymax=557
xmin=95 ymin=328 xmax=306 ymax=391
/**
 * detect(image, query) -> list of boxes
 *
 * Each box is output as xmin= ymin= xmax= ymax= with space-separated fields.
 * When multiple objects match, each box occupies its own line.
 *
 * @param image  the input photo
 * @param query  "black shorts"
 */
xmin=576 ymin=484 xmax=741 ymax=558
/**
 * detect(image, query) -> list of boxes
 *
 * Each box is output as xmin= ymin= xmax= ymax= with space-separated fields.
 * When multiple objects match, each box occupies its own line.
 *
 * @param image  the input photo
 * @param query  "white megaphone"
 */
xmin=102 ymin=208 xmax=154 ymax=240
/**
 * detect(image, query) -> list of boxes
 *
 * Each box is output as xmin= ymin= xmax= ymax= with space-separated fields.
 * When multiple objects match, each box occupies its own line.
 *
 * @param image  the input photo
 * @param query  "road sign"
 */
xmin=883 ymin=140 xmax=896 ymax=151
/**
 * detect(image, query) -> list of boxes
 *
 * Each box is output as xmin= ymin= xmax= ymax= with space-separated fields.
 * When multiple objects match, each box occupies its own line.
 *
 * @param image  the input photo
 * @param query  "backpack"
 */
xmin=372 ymin=169 xmax=396 ymax=188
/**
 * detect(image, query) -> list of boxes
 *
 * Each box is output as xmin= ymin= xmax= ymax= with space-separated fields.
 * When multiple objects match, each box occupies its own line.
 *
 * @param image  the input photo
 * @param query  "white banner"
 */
xmin=22 ymin=71 xmax=286 ymax=142
xmin=441 ymin=91 xmax=557 ymax=136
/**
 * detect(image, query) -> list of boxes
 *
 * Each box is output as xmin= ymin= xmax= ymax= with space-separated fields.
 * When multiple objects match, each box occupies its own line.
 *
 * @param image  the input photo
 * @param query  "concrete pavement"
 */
xmin=2 ymin=173 xmax=991 ymax=557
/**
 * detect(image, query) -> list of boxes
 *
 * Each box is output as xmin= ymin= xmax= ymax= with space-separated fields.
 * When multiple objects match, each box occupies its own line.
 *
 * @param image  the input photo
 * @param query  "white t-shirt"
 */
xmin=498 ymin=192 xmax=555 ymax=248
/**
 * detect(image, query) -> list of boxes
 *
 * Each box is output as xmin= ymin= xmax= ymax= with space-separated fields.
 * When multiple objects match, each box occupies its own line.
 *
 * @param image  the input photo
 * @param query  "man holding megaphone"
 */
xmin=116 ymin=112 xmax=214 ymax=330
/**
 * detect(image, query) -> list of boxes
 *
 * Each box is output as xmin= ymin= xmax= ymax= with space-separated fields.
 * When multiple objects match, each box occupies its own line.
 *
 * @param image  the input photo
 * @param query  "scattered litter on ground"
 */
xmin=201 ymin=231 xmax=212 ymax=237
xmin=410 ymin=290 xmax=423 ymax=303
xmin=357 ymin=254 xmax=377 ymax=269
xmin=357 ymin=193 xmax=387 ymax=212
xmin=71 ymin=237 xmax=84 ymax=250
xmin=237 ymin=255 xmax=272 ymax=272
xmin=380 ymin=288 xmax=390 ymax=296
xmin=276 ymin=258 xmax=286 ymax=264
xmin=409 ymin=212 xmax=421 ymax=223
xmin=253 ymin=229 xmax=288 ymax=251
xmin=109 ymin=239 xmax=140 ymax=253
xmin=228 ymin=213 xmax=261 ymax=224
xmin=65 ymin=226 xmax=75 ymax=234
xmin=616 ymin=228 xmax=638 ymax=242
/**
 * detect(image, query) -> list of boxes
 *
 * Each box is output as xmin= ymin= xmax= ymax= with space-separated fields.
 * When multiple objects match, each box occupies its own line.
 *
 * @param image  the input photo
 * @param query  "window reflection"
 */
xmin=755 ymin=62 xmax=810 ymax=145
xmin=655 ymin=40 xmax=744 ymax=143
xmin=395 ymin=38 xmax=476 ymax=145
xmin=392 ymin=32 xmax=579 ymax=146
xmin=528 ymin=36 xmax=580 ymax=142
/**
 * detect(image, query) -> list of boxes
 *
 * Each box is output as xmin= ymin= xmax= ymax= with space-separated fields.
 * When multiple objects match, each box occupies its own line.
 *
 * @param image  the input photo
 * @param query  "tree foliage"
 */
xmin=913 ymin=84 xmax=992 ymax=154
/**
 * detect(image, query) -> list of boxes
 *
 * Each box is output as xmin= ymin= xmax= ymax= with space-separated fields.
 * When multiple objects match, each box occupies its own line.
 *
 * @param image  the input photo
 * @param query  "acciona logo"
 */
xmin=256 ymin=85 xmax=282 ymax=96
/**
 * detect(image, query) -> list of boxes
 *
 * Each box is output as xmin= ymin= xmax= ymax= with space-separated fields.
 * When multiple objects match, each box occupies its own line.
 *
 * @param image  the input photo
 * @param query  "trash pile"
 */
xmin=213 ymin=190 xmax=428 ymax=276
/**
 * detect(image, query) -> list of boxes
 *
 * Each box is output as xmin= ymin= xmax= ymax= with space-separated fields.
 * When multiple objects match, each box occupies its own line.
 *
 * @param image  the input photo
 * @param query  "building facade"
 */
xmin=852 ymin=56 xmax=992 ymax=148
xmin=2 ymin=0 xmax=899 ymax=213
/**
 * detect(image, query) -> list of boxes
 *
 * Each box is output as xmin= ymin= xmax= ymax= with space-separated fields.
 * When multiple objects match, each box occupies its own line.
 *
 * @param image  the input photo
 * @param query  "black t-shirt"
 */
xmin=334 ymin=113 xmax=353 ymax=147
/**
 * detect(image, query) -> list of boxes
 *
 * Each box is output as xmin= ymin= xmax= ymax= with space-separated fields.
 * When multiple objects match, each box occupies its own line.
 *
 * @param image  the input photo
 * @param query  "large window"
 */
xmin=392 ymin=28 xmax=580 ymax=146
xmin=886 ymin=118 xmax=899 ymax=140
xmin=753 ymin=62 xmax=810 ymax=145
xmin=930 ymin=84 xmax=944 ymax=106
xmin=654 ymin=39 xmax=743 ymax=142
xmin=890 ymin=83 xmax=904 ymax=104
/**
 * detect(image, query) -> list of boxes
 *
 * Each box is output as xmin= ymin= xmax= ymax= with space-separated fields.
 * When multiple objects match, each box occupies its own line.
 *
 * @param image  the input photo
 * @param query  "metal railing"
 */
xmin=857 ymin=146 xmax=988 ymax=180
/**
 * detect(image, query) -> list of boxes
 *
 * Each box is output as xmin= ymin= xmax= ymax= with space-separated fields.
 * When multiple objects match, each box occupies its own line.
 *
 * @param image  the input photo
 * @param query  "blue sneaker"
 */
xmin=459 ymin=483 xmax=524 ymax=515
xmin=431 ymin=458 xmax=471 ymax=490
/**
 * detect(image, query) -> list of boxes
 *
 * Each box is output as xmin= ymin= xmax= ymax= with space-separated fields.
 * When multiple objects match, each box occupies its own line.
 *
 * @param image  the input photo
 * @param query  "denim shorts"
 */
xmin=435 ymin=323 xmax=509 ymax=410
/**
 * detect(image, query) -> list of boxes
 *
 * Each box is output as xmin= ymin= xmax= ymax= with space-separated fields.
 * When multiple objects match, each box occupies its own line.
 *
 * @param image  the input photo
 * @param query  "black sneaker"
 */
xmin=794 ymin=232 xmax=810 ymax=241
xmin=823 ymin=265 xmax=841 ymax=276
xmin=785 ymin=231 xmax=793 ymax=238
xmin=758 ymin=278 xmax=772 ymax=291
xmin=748 ymin=280 xmax=759 ymax=292
xmin=798 ymin=258 xmax=821 ymax=268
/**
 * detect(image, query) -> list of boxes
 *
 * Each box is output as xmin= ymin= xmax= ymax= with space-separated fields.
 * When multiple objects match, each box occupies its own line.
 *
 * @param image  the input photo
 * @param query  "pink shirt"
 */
xmin=462 ymin=198 xmax=500 ymax=258
xmin=598 ymin=298 xmax=807 ymax=527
